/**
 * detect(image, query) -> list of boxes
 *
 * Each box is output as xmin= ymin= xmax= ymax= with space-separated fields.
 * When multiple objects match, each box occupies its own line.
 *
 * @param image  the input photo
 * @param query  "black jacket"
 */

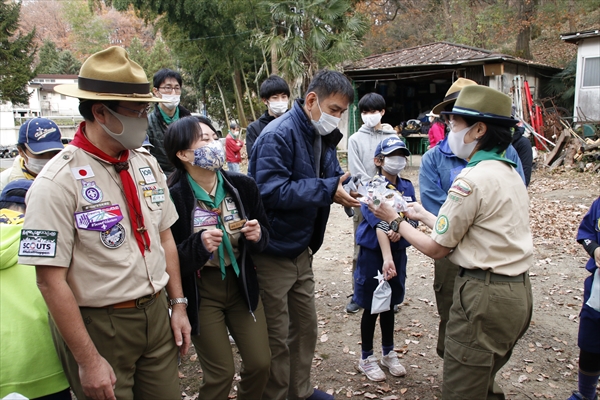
xmin=246 ymin=110 xmax=275 ymax=160
xmin=169 ymin=170 xmax=270 ymax=335
xmin=147 ymin=105 xmax=192 ymax=174
xmin=512 ymin=126 xmax=533 ymax=187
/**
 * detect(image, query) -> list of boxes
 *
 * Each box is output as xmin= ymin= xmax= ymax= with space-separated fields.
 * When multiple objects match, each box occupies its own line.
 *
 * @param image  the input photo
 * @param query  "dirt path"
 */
xmin=179 ymin=166 xmax=599 ymax=400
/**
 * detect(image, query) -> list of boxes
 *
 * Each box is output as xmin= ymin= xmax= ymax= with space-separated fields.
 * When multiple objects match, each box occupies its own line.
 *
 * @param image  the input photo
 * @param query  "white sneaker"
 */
xmin=381 ymin=351 xmax=406 ymax=377
xmin=358 ymin=355 xmax=386 ymax=381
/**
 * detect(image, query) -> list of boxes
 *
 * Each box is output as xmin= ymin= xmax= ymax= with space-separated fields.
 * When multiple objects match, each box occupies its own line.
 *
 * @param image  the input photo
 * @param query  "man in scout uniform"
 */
xmin=19 ymin=46 xmax=191 ymax=400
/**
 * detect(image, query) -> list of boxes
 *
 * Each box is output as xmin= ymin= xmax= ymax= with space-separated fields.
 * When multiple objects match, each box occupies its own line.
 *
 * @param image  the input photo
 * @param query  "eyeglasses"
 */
xmin=158 ymin=86 xmax=181 ymax=94
xmin=116 ymin=104 xmax=152 ymax=118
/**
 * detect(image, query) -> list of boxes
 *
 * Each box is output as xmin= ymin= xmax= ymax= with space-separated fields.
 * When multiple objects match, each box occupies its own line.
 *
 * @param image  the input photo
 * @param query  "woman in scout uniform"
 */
xmin=370 ymin=85 xmax=533 ymax=400
xmin=353 ymin=137 xmax=417 ymax=382
xmin=165 ymin=116 xmax=271 ymax=400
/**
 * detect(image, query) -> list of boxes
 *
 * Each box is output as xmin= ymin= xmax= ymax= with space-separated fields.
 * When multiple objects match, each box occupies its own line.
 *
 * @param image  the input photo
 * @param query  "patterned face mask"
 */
xmin=192 ymin=140 xmax=225 ymax=171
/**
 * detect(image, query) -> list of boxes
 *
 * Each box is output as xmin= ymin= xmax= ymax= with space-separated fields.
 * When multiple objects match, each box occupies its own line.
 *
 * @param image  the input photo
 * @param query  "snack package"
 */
xmin=357 ymin=175 xmax=408 ymax=213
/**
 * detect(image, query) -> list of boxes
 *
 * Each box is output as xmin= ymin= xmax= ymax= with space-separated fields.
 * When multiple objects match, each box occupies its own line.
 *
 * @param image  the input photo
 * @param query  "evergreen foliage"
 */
xmin=0 ymin=1 xmax=37 ymax=104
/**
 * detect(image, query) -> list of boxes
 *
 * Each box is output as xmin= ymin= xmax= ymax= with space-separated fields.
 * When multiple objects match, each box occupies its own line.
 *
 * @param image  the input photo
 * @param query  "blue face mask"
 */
xmin=192 ymin=140 xmax=225 ymax=171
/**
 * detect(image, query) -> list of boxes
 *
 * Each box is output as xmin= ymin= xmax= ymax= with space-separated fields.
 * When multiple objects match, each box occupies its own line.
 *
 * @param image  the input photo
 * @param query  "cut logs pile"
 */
xmin=544 ymin=128 xmax=600 ymax=172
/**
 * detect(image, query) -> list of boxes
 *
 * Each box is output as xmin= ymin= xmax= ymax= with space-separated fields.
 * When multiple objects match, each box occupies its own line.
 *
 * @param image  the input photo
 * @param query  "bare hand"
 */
xmin=382 ymin=259 xmax=397 ymax=280
xmin=595 ymin=247 xmax=600 ymax=268
xmin=387 ymin=230 xmax=401 ymax=243
xmin=241 ymin=219 xmax=262 ymax=243
xmin=333 ymin=172 xmax=361 ymax=208
xmin=201 ymin=229 xmax=223 ymax=252
xmin=170 ymin=305 xmax=192 ymax=356
xmin=79 ymin=355 xmax=117 ymax=400
xmin=404 ymin=202 xmax=426 ymax=221
xmin=368 ymin=200 xmax=398 ymax=223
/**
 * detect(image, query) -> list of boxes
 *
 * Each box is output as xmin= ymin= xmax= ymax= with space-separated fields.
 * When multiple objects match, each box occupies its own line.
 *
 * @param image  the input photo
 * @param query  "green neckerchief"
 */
xmin=187 ymin=172 xmax=240 ymax=279
xmin=467 ymin=148 xmax=517 ymax=168
xmin=159 ymin=106 xmax=180 ymax=125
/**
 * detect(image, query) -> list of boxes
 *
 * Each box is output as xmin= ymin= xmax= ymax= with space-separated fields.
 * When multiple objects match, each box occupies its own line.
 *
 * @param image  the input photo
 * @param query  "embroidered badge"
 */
xmin=151 ymin=188 xmax=165 ymax=204
xmin=139 ymin=167 xmax=157 ymax=184
xmin=435 ymin=215 xmax=449 ymax=234
xmin=224 ymin=214 xmax=234 ymax=222
xmin=100 ymin=223 xmax=126 ymax=248
xmin=224 ymin=197 xmax=236 ymax=211
xmin=18 ymin=229 xmax=58 ymax=257
xmin=75 ymin=205 xmax=123 ymax=232
xmin=449 ymin=179 xmax=472 ymax=197
xmin=81 ymin=180 xmax=103 ymax=203
xmin=193 ymin=208 xmax=219 ymax=227
xmin=228 ymin=219 xmax=246 ymax=231
xmin=71 ymin=165 xmax=95 ymax=180
xmin=447 ymin=193 xmax=464 ymax=205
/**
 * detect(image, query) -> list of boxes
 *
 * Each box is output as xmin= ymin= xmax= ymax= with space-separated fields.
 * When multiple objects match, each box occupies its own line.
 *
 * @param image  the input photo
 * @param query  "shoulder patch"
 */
xmin=449 ymin=179 xmax=472 ymax=197
xmin=435 ymin=215 xmax=449 ymax=234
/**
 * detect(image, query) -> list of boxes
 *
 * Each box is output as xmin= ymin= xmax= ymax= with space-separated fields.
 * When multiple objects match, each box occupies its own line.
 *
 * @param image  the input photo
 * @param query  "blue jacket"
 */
xmin=577 ymin=197 xmax=600 ymax=274
xmin=248 ymin=99 xmax=344 ymax=258
xmin=419 ymin=138 xmax=526 ymax=215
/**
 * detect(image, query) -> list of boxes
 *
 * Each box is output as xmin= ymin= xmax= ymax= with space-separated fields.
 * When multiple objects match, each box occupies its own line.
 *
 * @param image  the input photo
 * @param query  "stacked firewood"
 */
xmin=544 ymin=129 xmax=600 ymax=172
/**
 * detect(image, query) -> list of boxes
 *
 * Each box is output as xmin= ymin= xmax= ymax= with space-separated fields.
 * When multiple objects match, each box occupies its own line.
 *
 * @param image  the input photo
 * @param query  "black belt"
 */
xmin=459 ymin=267 xmax=526 ymax=283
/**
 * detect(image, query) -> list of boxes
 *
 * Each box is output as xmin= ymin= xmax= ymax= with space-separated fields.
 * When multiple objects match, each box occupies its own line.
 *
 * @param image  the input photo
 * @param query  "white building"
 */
xmin=560 ymin=29 xmax=600 ymax=124
xmin=20 ymin=74 xmax=81 ymax=118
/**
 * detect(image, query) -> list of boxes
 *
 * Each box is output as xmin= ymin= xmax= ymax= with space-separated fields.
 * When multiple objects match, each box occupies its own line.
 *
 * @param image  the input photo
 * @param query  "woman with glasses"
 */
xmin=165 ymin=116 xmax=271 ymax=399
xmin=148 ymin=68 xmax=192 ymax=175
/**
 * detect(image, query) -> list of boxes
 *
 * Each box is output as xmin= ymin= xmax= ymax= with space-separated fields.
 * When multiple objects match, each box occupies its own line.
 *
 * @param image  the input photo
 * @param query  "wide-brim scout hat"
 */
xmin=431 ymin=78 xmax=477 ymax=115
xmin=54 ymin=46 xmax=165 ymax=103
xmin=374 ymin=137 xmax=411 ymax=157
xmin=18 ymin=118 xmax=64 ymax=154
xmin=441 ymin=85 xmax=518 ymax=127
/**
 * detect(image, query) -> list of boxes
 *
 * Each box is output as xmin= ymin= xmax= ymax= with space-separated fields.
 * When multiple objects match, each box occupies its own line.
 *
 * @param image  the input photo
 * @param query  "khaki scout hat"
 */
xmin=431 ymin=78 xmax=477 ymax=115
xmin=54 ymin=47 xmax=165 ymax=103
xmin=441 ymin=85 xmax=518 ymax=127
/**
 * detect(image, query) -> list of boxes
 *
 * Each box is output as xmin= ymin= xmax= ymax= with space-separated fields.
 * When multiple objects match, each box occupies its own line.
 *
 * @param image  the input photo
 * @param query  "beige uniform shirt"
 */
xmin=192 ymin=183 xmax=242 ymax=268
xmin=19 ymin=145 xmax=178 ymax=307
xmin=431 ymin=159 xmax=533 ymax=276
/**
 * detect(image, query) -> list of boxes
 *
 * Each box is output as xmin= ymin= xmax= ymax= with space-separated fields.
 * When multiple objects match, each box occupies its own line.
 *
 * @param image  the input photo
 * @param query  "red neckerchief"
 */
xmin=71 ymin=122 xmax=150 ymax=256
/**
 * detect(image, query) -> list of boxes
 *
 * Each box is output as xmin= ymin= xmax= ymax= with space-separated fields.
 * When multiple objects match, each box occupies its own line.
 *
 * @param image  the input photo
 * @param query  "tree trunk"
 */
xmin=515 ymin=0 xmax=537 ymax=60
xmin=271 ymin=44 xmax=278 ymax=75
xmin=232 ymin=69 xmax=247 ymax=127
xmin=241 ymin=67 xmax=256 ymax=122
xmin=215 ymin=78 xmax=230 ymax=129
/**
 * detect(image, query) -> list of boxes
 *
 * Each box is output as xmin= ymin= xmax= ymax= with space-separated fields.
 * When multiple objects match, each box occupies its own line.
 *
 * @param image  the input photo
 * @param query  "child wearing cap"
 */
xmin=353 ymin=137 xmax=417 ymax=382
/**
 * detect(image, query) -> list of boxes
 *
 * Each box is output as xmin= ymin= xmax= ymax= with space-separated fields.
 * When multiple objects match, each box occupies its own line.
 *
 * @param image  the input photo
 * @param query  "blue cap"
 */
xmin=18 ymin=118 xmax=63 ymax=154
xmin=374 ymin=137 xmax=410 ymax=157
xmin=142 ymin=135 xmax=153 ymax=147
xmin=0 ymin=179 xmax=33 ymax=204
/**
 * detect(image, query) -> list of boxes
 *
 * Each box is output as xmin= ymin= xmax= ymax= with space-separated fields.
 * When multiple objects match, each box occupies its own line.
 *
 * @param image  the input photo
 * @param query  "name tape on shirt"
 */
xmin=19 ymin=229 xmax=58 ymax=258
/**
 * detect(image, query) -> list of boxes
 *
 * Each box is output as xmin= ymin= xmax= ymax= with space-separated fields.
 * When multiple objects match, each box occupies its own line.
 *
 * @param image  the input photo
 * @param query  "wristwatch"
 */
xmin=389 ymin=214 xmax=407 ymax=233
xmin=169 ymin=297 xmax=188 ymax=308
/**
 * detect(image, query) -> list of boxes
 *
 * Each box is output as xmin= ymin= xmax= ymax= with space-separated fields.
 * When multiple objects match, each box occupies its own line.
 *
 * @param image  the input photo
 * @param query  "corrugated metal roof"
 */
xmin=560 ymin=29 xmax=600 ymax=43
xmin=344 ymin=41 xmax=559 ymax=71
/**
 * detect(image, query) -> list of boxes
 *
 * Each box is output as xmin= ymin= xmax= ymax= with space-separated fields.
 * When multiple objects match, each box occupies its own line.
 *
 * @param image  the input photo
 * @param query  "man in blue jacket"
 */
xmin=419 ymin=78 xmax=526 ymax=361
xmin=249 ymin=70 xmax=360 ymax=400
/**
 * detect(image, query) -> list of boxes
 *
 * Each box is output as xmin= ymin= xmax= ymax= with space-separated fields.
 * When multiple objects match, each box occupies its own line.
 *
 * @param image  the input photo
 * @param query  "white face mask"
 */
xmin=310 ymin=98 xmax=341 ymax=136
xmin=447 ymin=125 xmax=478 ymax=160
xmin=382 ymin=155 xmax=406 ymax=176
xmin=361 ymin=112 xmax=382 ymax=128
xmin=24 ymin=157 xmax=49 ymax=175
xmin=268 ymin=100 xmax=288 ymax=117
xmin=161 ymin=94 xmax=180 ymax=110
xmin=99 ymin=106 xmax=149 ymax=150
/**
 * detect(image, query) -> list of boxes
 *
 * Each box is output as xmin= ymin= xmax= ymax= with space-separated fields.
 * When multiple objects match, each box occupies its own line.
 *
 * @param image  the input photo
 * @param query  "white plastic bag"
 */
xmin=371 ymin=271 xmax=392 ymax=314
xmin=585 ymin=268 xmax=600 ymax=312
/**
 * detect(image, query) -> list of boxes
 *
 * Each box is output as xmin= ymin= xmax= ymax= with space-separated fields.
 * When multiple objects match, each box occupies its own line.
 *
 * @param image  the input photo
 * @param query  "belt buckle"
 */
xmin=136 ymin=293 xmax=157 ymax=309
